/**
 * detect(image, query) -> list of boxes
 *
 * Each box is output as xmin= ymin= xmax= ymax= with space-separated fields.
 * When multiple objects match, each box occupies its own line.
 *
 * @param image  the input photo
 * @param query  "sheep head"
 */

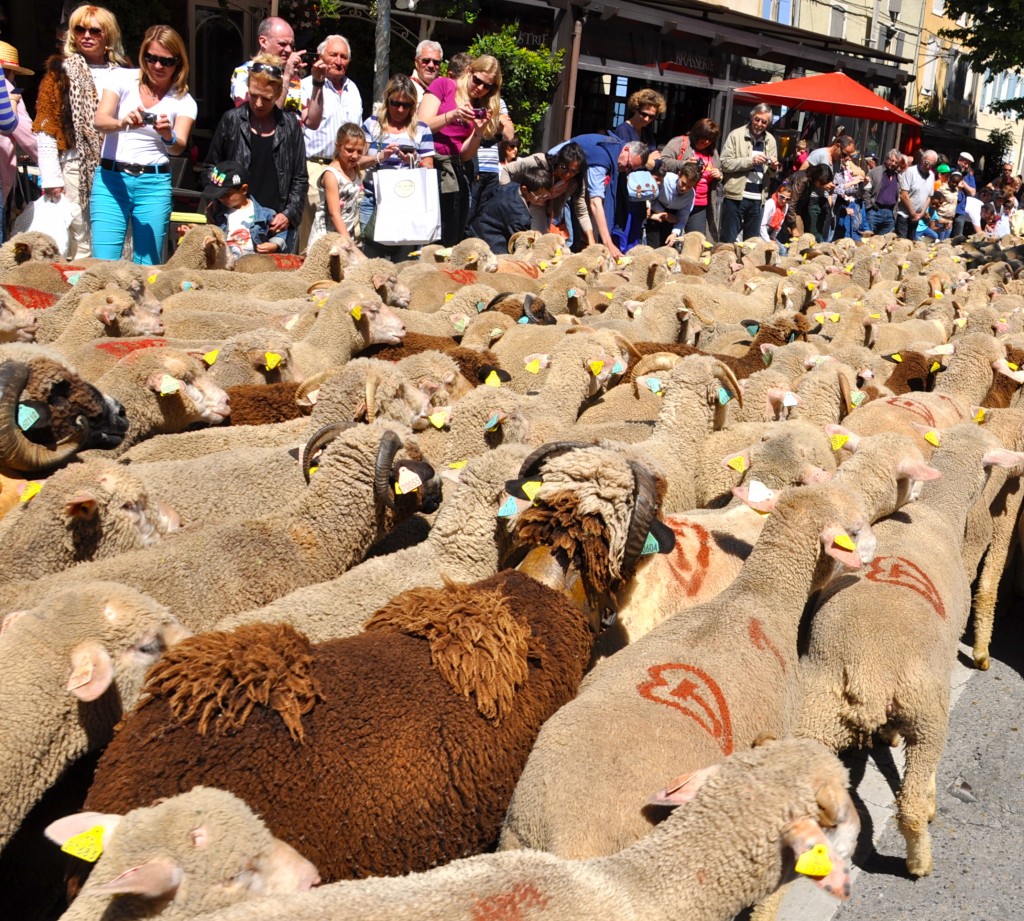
xmin=0 ymin=289 xmax=38 ymax=343
xmin=89 ymin=287 xmax=164 ymax=337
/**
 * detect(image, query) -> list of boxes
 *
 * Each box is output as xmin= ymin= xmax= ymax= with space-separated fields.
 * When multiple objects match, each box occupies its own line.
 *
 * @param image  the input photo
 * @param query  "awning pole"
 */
xmin=563 ymin=14 xmax=584 ymax=141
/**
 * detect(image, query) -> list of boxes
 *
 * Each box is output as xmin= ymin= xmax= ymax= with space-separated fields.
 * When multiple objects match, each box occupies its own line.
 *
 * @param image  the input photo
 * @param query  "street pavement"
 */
xmin=778 ymin=589 xmax=1024 ymax=921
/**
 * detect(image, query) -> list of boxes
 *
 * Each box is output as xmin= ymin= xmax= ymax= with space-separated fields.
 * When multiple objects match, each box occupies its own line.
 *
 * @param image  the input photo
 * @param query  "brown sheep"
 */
xmin=225 ymin=381 xmax=304 ymax=425
xmin=364 ymin=330 xmax=502 ymax=387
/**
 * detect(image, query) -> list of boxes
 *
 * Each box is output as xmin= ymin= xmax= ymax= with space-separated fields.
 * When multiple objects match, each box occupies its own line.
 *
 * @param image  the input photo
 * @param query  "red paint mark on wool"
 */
xmin=884 ymin=397 xmax=936 ymax=426
xmin=95 ymin=339 xmax=168 ymax=358
xmin=1 ymin=285 xmax=58 ymax=309
xmin=637 ymin=663 xmax=733 ymax=756
xmin=748 ymin=618 xmax=786 ymax=673
xmin=270 ymin=254 xmax=305 ymax=270
xmin=666 ymin=518 xmax=711 ymax=597
xmin=864 ymin=556 xmax=946 ymax=619
xmin=443 ymin=268 xmax=477 ymax=285
xmin=471 ymin=882 xmax=548 ymax=921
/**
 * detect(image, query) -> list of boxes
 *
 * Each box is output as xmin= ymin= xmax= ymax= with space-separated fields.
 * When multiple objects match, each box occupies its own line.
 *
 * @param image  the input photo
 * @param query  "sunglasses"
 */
xmin=637 ymin=110 xmax=657 ymax=120
xmin=471 ymin=74 xmax=494 ymax=90
xmin=388 ymin=99 xmax=413 ymax=109
xmin=73 ymin=25 xmax=103 ymax=37
xmin=144 ymin=52 xmax=179 ymax=68
xmin=250 ymin=61 xmax=283 ymax=77
xmin=419 ymin=58 xmax=441 ymax=66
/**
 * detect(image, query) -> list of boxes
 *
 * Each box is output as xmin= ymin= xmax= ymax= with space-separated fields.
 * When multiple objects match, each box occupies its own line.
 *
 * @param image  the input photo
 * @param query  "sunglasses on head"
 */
xmin=250 ymin=61 xmax=283 ymax=77
xmin=144 ymin=51 xmax=179 ymax=68
xmin=419 ymin=58 xmax=441 ymax=66
xmin=388 ymin=98 xmax=413 ymax=109
xmin=73 ymin=24 xmax=103 ymax=37
xmin=471 ymin=74 xmax=494 ymax=90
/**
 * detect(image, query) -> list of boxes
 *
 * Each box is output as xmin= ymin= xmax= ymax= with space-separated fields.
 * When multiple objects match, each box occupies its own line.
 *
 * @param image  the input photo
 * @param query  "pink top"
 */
xmin=692 ymin=150 xmax=714 ymax=207
xmin=426 ymin=77 xmax=471 ymax=158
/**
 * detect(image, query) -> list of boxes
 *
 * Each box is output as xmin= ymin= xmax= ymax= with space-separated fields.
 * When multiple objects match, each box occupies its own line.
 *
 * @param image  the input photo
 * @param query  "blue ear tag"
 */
xmin=17 ymin=404 xmax=39 ymax=431
xmin=182 ymin=280 xmax=195 ymax=291
xmin=517 ymin=315 xmax=530 ymax=324
xmin=497 ymin=495 xmax=519 ymax=517
xmin=484 ymin=413 xmax=500 ymax=431
xmin=567 ymin=287 xmax=578 ymax=297
xmin=67 ymin=272 xmax=82 ymax=286
xmin=640 ymin=531 xmax=660 ymax=555
xmin=646 ymin=376 xmax=662 ymax=394
xmin=788 ymin=331 xmax=798 ymax=343
xmin=476 ymin=300 xmax=487 ymax=312
xmin=745 ymin=324 xmax=759 ymax=337
xmin=611 ymin=361 xmax=625 ymax=376
xmin=762 ymin=350 xmax=773 ymax=366
xmin=718 ymin=387 xmax=732 ymax=405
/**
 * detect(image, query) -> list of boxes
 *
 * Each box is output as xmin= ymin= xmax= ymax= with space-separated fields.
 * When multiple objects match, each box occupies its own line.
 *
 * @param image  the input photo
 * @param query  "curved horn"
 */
xmin=301 ymin=421 xmax=356 ymax=484
xmin=711 ymin=359 xmax=744 ymax=408
xmin=837 ymin=367 xmax=853 ymax=420
xmin=364 ymin=370 xmax=381 ymax=423
xmin=294 ymin=367 xmax=339 ymax=409
xmin=629 ymin=352 xmax=683 ymax=382
xmin=0 ymin=361 xmax=89 ymax=476
xmin=306 ymin=279 xmax=339 ymax=294
xmin=681 ymin=293 xmax=716 ymax=327
xmin=621 ymin=461 xmax=660 ymax=576
xmin=611 ymin=332 xmax=642 ymax=361
xmin=374 ymin=429 xmax=403 ymax=510
xmin=519 ymin=440 xmax=594 ymax=480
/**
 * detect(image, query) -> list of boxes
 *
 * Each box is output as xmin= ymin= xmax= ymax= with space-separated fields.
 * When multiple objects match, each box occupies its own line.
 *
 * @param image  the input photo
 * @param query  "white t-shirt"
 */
xmin=224 ymin=202 xmax=257 ymax=257
xmin=964 ymin=195 xmax=983 ymax=231
xmin=99 ymin=69 xmax=197 ymax=165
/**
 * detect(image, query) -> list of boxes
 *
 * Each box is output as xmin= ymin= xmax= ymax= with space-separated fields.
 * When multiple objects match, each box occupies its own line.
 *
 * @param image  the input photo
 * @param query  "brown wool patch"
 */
xmin=140 ymin=622 xmax=322 ymax=742
xmin=365 ymin=578 xmax=530 ymax=722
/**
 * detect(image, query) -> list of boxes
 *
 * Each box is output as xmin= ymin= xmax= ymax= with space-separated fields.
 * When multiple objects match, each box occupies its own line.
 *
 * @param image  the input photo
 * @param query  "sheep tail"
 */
xmin=139 ymin=622 xmax=323 ymax=743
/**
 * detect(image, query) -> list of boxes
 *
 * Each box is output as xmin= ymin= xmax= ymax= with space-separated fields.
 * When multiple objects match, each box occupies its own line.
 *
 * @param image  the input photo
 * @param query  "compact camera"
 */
xmin=141 ymin=112 xmax=158 ymax=126
xmin=472 ymin=107 xmax=487 ymax=119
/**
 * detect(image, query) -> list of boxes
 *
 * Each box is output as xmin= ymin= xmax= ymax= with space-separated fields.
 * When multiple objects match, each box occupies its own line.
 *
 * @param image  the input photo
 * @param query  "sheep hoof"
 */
xmin=974 ymin=652 xmax=991 ymax=671
xmin=906 ymin=852 xmax=933 ymax=878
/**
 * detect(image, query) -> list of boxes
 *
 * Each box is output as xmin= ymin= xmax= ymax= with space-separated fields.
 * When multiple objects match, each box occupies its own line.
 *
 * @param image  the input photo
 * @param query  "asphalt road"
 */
xmin=778 ymin=583 xmax=1024 ymax=921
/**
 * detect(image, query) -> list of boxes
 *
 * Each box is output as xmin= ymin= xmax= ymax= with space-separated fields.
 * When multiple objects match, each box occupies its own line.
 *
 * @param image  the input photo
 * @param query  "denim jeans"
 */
xmin=721 ymin=197 xmax=763 ymax=243
xmin=90 ymin=166 xmax=171 ymax=264
xmin=867 ymin=206 xmax=896 ymax=235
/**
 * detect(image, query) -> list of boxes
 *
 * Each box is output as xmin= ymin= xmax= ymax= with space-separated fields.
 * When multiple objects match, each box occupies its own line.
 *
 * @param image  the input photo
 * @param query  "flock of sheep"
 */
xmin=0 ymin=220 xmax=1022 ymax=921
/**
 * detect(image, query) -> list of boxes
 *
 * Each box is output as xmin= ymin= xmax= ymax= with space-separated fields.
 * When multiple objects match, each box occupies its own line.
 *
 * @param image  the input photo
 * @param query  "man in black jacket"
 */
xmin=207 ymin=56 xmax=307 ymax=253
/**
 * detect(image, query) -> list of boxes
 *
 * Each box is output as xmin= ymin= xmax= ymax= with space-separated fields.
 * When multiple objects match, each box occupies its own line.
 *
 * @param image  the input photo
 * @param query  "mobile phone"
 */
xmin=398 ymin=145 xmax=417 ymax=156
xmin=141 ymin=112 xmax=158 ymax=126
xmin=472 ymin=107 xmax=487 ymax=119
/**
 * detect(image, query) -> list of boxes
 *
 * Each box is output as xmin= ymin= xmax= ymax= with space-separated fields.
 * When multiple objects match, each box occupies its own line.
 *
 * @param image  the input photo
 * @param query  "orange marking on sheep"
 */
xmin=443 ymin=268 xmax=478 ymax=285
xmin=270 ymin=254 xmax=305 ymax=270
xmin=637 ymin=663 xmax=733 ymax=756
xmin=94 ymin=338 xmax=168 ymax=358
xmin=471 ymin=882 xmax=548 ymax=921
xmin=864 ymin=556 xmax=946 ymax=620
xmin=666 ymin=519 xmax=711 ymax=598
xmin=748 ymin=618 xmax=786 ymax=673
xmin=1 ymin=284 xmax=58 ymax=309
xmin=884 ymin=397 xmax=935 ymax=426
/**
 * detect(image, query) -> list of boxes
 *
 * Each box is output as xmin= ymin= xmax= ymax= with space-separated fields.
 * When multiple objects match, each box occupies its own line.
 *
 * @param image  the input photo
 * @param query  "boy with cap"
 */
xmin=203 ymin=160 xmax=286 ymax=259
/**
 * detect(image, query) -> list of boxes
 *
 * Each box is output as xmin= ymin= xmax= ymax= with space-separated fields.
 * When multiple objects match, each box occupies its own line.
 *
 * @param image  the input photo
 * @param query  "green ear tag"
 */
xmin=641 ymin=532 xmax=660 ymax=555
xmin=717 ymin=387 xmax=732 ymax=405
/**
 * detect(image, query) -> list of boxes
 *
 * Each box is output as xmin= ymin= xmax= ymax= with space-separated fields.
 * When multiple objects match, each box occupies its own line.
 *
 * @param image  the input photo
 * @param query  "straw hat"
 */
xmin=0 ymin=41 xmax=34 ymax=76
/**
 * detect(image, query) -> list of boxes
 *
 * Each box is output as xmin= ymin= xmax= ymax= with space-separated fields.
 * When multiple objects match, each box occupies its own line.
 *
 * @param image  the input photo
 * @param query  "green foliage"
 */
xmin=986 ymin=125 xmax=1015 ymax=180
xmin=940 ymin=0 xmax=1024 ymax=114
xmin=469 ymin=23 xmax=564 ymax=151
xmin=103 ymin=0 xmax=173 ymax=57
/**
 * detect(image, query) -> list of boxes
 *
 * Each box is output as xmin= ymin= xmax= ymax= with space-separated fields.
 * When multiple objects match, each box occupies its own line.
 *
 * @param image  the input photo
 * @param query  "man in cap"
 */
xmin=952 ymin=152 xmax=976 ymax=236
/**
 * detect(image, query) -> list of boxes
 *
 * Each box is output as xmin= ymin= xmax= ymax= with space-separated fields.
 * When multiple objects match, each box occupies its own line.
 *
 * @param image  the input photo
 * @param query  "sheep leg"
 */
xmin=749 ymin=884 xmax=787 ymax=921
xmin=971 ymin=503 xmax=1019 ymax=670
xmin=896 ymin=708 xmax=948 ymax=878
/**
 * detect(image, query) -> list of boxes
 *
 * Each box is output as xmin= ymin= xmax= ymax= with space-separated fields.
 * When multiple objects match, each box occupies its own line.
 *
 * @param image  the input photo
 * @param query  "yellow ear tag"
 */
xmin=806 ymin=282 xmax=816 ymax=291
xmin=845 ymin=263 xmax=854 ymax=272
xmin=19 ymin=482 xmax=42 ymax=503
xmin=930 ymin=361 xmax=941 ymax=373
xmin=890 ymin=353 xmax=903 ymax=363
xmin=726 ymin=455 xmax=746 ymax=473
xmin=589 ymin=360 xmax=605 ymax=376
xmin=869 ymin=313 xmax=881 ymax=319
xmin=524 ymin=358 xmax=541 ymax=374
xmin=350 ymin=305 xmax=362 ymax=321
xmin=701 ymin=256 xmax=711 ymax=265
xmin=428 ymin=409 xmax=449 ymax=429
xmin=1009 ymin=362 xmax=1020 ymax=371
xmin=265 ymin=352 xmax=282 ymax=371
xmin=786 ymin=268 xmax=795 ymax=275
xmin=830 ymin=433 xmax=849 ymax=451
xmin=832 ymin=532 xmax=856 ymax=552
xmin=924 ymin=430 xmax=940 ymax=447
xmin=521 ymin=480 xmax=542 ymax=501
xmin=828 ymin=313 xmax=841 ymax=323
xmin=934 ymin=291 xmax=943 ymax=298
xmin=203 ymin=349 xmax=220 ymax=366
xmin=539 ymin=260 xmax=549 ymax=270
xmin=955 ymin=317 xmax=967 ymax=328
xmin=577 ymin=267 xmax=588 ymax=276
xmin=813 ymin=312 xmax=826 ymax=324
xmin=448 ymin=460 xmax=467 ymax=469
xmin=308 ymin=465 xmax=319 ymax=476
xmin=795 ymin=844 xmax=833 ymax=878
xmin=974 ymin=408 xmax=986 ymax=423
xmin=484 ymin=370 xmax=502 ymax=387
xmin=61 ymin=825 xmax=105 ymax=863
xmin=158 ymin=375 xmax=180 ymax=396
xmin=147 ymin=273 xmax=158 ymax=284
xmin=444 ymin=292 xmax=455 ymax=302
xmin=603 ymin=290 xmax=614 ymax=299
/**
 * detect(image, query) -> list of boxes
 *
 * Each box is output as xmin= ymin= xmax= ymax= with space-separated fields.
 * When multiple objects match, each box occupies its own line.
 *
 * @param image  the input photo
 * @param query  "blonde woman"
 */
xmin=92 ymin=25 xmax=195 ymax=263
xmin=359 ymin=74 xmax=434 ymax=257
xmin=33 ymin=4 xmax=129 ymax=258
xmin=417 ymin=53 xmax=502 ymax=244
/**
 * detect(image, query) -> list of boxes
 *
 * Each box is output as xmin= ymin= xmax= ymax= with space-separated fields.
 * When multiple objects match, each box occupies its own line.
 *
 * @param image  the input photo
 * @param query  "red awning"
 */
xmin=734 ymin=71 xmax=921 ymax=126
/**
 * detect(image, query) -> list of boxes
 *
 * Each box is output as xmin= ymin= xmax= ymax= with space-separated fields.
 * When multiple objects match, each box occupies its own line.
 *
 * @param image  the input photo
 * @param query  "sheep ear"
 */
xmin=45 ymin=811 xmax=121 ymax=847
xmin=821 ymin=525 xmax=862 ymax=570
xmin=781 ymin=817 xmax=852 ymax=900
xmin=823 ymin=424 xmax=860 ymax=453
xmin=648 ymin=764 xmax=721 ymax=807
xmin=64 ymin=493 xmax=99 ymax=521
xmin=90 ymin=859 xmax=185 ymax=898
xmin=147 ymin=372 xmax=181 ymax=395
xmin=896 ymin=458 xmax=942 ymax=482
xmin=721 ymin=451 xmax=750 ymax=475
xmin=732 ymin=481 xmax=778 ymax=513
xmin=993 ymin=357 xmax=1024 ymax=383
xmin=93 ymin=295 xmax=120 ymax=326
xmin=67 ymin=641 xmax=114 ymax=701
xmin=982 ymin=448 xmax=1024 ymax=469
